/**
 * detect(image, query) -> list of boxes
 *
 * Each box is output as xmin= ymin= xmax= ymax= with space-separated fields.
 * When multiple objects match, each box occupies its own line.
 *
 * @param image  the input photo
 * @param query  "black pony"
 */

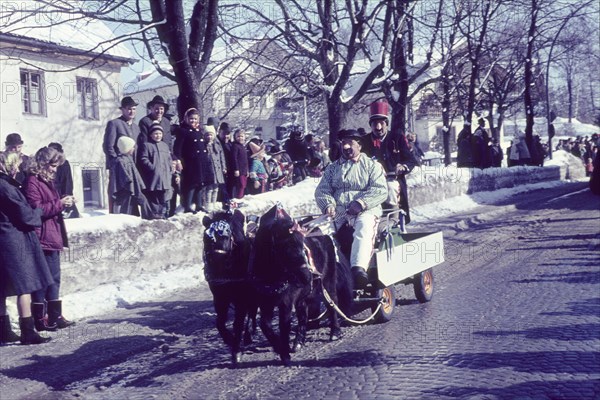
xmin=251 ymin=204 xmax=352 ymax=365
xmin=202 ymin=209 xmax=254 ymax=365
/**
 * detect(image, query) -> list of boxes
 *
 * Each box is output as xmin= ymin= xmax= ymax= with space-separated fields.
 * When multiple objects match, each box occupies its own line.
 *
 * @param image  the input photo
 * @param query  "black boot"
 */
xmin=0 ymin=315 xmax=21 ymax=344
xmin=31 ymin=302 xmax=57 ymax=332
xmin=351 ymin=266 xmax=369 ymax=290
xmin=19 ymin=317 xmax=51 ymax=345
xmin=47 ymin=300 xmax=75 ymax=329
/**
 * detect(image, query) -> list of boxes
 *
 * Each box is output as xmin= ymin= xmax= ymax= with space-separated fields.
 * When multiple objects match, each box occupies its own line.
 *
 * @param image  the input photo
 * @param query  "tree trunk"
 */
xmin=441 ymin=75 xmax=452 ymax=166
xmin=523 ymin=0 xmax=538 ymax=158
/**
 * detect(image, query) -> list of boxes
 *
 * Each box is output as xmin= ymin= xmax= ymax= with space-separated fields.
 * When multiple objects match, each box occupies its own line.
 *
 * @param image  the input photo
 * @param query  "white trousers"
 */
xmin=340 ymin=213 xmax=379 ymax=271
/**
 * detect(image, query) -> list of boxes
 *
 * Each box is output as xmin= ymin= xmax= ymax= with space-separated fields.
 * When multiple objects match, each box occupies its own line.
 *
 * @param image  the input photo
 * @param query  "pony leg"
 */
xmin=231 ymin=304 xmax=246 ymax=366
xmin=214 ymin=297 xmax=233 ymax=347
xmin=259 ymin=305 xmax=281 ymax=356
xmin=278 ymin=302 xmax=294 ymax=366
xmin=327 ymin=299 xmax=342 ymax=341
xmin=293 ymin=297 xmax=308 ymax=353
xmin=243 ymin=304 xmax=258 ymax=345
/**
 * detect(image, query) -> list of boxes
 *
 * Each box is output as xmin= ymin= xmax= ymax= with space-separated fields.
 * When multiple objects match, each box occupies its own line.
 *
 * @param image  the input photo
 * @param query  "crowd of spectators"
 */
xmin=102 ymin=95 xmax=332 ymax=219
xmin=555 ymin=134 xmax=598 ymax=177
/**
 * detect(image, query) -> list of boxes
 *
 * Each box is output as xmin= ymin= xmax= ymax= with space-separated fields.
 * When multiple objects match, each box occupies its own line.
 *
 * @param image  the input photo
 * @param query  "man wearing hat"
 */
xmin=362 ymin=100 xmax=418 ymax=226
xmin=103 ymin=96 xmax=141 ymax=212
xmin=4 ymin=133 xmax=29 ymax=184
xmin=138 ymin=95 xmax=174 ymax=156
xmin=315 ymin=129 xmax=387 ymax=289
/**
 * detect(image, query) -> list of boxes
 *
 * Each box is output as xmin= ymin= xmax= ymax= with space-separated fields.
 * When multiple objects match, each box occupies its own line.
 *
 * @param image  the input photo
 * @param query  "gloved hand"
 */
xmin=346 ymin=200 xmax=363 ymax=216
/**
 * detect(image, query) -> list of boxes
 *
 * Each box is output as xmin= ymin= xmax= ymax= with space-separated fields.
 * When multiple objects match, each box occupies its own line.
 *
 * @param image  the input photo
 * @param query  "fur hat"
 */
xmin=117 ymin=136 xmax=136 ymax=154
xmin=369 ymin=100 xmax=389 ymax=123
xmin=248 ymin=141 xmax=266 ymax=158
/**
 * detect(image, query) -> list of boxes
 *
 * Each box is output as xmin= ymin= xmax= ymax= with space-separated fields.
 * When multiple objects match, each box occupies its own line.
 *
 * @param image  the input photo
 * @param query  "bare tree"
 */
xmin=0 ymin=0 xmax=220 ymax=119
xmin=223 ymin=1 xmax=392 ymax=142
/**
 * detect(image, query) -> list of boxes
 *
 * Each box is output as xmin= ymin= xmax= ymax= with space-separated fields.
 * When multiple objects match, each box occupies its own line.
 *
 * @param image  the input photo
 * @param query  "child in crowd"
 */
xmin=110 ymin=136 xmax=149 ymax=218
xmin=203 ymin=125 xmax=227 ymax=212
xmin=138 ymin=121 xmax=174 ymax=219
xmin=247 ymin=141 xmax=268 ymax=195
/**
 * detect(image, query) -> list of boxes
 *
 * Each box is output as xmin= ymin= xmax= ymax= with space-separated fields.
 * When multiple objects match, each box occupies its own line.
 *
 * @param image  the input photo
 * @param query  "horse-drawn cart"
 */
xmin=319 ymin=211 xmax=445 ymax=324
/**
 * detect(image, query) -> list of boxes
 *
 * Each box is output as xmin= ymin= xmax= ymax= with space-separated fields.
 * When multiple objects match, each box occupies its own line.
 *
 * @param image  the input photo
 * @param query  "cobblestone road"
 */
xmin=1 ymin=182 xmax=599 ymax=399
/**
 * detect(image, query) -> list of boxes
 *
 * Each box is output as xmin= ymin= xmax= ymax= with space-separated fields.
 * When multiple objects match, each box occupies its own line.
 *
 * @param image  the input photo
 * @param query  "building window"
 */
xmin=20 ymin=69 xmax=45 ymax=115
xmin=77 ymin=77 xmax=99 ymax=120
xmin=81 ymin=168 xmax=103 ymax=208
xmin=225 ymin=91 xmax=237 ymax=109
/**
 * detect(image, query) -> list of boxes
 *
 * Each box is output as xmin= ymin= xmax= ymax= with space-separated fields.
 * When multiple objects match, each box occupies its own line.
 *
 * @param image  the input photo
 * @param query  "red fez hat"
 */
xmin=369 ymin=100 xmax=389 ymax=122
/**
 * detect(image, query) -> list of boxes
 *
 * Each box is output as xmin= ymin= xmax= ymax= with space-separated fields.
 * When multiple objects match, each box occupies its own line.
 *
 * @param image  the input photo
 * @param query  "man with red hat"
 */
xmin=361 ymin=100 xmax=419 ymax=228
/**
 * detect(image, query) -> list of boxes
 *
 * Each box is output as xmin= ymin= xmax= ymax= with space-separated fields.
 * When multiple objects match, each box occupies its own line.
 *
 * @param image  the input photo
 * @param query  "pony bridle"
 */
xmin=205 ymin=220 xmax=234 ymax=255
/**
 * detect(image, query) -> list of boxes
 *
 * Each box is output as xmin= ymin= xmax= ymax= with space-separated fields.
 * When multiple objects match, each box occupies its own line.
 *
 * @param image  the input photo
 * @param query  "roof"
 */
xmin=0 ymin=2 xmax=135 ymax=63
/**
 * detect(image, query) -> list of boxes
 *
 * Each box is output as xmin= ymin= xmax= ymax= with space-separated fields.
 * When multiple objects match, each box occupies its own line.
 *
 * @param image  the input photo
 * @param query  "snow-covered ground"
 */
xmin=4 ymin=151 xmax=588 ymax=321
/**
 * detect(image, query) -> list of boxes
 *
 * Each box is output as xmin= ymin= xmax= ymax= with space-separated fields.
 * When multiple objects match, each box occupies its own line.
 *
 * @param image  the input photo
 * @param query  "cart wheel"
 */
xmin=372 ymin=285 xmax=396 ymax=323
xmin=414 ymin=268 xmax=434 ymax=303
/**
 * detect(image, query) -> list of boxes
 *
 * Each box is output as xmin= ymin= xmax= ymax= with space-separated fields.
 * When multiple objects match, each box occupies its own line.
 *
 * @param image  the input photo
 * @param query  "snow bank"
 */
xmin=6 ymin=158 xmax=585 ymax=320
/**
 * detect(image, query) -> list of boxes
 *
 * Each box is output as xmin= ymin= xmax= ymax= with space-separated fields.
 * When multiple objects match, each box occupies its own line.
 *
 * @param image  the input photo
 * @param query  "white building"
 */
xmin=0 ymin=12 xmax=135 ymax=210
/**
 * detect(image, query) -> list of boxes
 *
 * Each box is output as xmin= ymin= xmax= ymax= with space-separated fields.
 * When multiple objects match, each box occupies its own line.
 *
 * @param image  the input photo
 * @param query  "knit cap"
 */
xmin=117 ymin=136 xmax=136 ymax=154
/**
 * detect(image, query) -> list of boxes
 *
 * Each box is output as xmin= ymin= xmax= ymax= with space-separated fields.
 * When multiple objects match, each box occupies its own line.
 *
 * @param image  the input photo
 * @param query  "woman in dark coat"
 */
xmin=174 ymin=108 xmax=214 ymax=213
xmin=0 ymin=151 xmax=53 ymax=345
xmin=24 ymin=147 xmax=76 ymax=331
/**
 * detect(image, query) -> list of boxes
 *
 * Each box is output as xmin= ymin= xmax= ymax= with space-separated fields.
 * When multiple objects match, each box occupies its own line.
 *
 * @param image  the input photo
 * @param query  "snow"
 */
xmin=503 ymin=117 xmax=599 ymax=138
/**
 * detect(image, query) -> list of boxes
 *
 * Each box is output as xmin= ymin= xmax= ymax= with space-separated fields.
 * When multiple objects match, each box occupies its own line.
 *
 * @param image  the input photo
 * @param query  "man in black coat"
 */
xmin=102 ymin=96 xmax=140 ymax=213
xmin=361 ymin=100 xmax=419 ymax=226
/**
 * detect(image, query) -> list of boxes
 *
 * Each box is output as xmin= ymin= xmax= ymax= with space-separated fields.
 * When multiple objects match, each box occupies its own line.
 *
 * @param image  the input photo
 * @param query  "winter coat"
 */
xmin=456 ymin=129 xmax=474 ymax=168
xmin=103 ymin=116 xmax=140 ymax=169
xmin=23 ymin=175 xmax=68 ymax=251
xmin=362 ymin=131 xmax=418 ymax=223
xmin=138 ymin=139 xmax=173 ymax=195
xmin=174 ymin=124 xmax=214 ymax=189
xmin=0 ymin=173 xmax=54 ymax=297
xmin=206 ymin=140 xmax=227 ymax=185
xmin=315 ymin=153 xmax=388 ymax=225
xmin=110 ymin=153 xmax=146 ymax=199
xmin=472 ymin=127 xmax=492 ymax=168
xmin=138 ymin=116 xmax=174 ymax=155
xmin=218 ymin=137 xmax=234 ymax=173
xmin=230 ymin=141 xmax=249 ymax=176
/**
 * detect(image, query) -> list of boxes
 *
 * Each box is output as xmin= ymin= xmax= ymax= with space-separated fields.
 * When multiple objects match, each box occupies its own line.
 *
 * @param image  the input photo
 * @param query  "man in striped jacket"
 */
xmin=315 ymin=129 xmax=387 ymax=289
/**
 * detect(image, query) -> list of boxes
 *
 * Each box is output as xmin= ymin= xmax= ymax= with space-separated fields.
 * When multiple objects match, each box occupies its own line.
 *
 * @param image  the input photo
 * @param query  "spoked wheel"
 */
xmin=414 ymin=268 xmax=434 ymax=303
xmin=371 ymin=285 xmax=396 ymax=324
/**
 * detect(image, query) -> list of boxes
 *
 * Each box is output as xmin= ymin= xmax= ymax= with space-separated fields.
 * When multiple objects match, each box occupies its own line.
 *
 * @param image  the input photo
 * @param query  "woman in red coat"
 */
xmin=24 ymin=147 xmax=76 ymax=331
